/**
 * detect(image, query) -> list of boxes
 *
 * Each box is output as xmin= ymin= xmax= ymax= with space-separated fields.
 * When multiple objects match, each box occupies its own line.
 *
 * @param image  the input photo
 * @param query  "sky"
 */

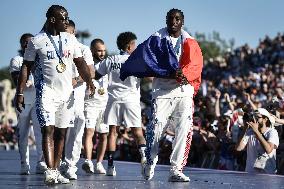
xmin=1 ymin=0 xmax=284 ymax=68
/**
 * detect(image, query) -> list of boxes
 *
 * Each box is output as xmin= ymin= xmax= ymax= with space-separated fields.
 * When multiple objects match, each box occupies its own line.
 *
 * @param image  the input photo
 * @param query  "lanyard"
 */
xmin=46 ymin=33 xmax=64 ymax=63
xmin=173 ymin=35 xmax=182 ymax=55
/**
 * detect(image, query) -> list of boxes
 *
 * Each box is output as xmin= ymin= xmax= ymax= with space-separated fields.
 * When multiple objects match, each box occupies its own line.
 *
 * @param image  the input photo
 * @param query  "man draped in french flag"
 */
xmin=120 ymin=8 xmax=203 ymax=182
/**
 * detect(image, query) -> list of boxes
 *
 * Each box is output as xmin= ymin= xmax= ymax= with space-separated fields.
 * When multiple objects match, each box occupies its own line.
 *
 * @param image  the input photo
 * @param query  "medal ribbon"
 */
xmin=173 ymin=35 xmax=182 ymax=56
xmin=46 ymin=33 xmax=64 ymax=63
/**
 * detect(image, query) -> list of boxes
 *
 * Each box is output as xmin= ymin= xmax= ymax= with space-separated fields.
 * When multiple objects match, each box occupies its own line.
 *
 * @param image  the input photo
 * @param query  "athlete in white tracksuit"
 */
xmin=143 ymin=9 xmax=203 ymax=182
xmin=9 ymin=33 xmax=46 ymax=175
xmin=63 ymin=21 xmax=95 ymax=180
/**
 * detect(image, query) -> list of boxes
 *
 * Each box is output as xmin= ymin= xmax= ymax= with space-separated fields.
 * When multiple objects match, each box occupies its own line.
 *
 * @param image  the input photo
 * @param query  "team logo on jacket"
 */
xmin=110 ymin=62 xmax=121 ymax=71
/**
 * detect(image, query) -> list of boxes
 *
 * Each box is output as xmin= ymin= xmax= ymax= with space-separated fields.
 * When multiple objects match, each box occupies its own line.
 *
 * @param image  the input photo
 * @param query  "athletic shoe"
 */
xmin=55 ymin=170 xmax=70 ymax=184
xmin=44 ymin=168 xmax=57 ymax=185
xmin=36 ymin=161 xmax=48 ymax=174
xmin=59 ymin=160 xmax=67 ymax=171
xmin=64 ymin=166 xmax=78 ymax=180
xmin=142 ymin=163 xmax=155 ymax=180
xmin=20 ymin=163 xmax=30 ymax=175
xmin=106 ymin=165 xmax=116 ymax=176
xmin=82 ymin=159 xmax=94 ymax=174
xmin=168 ymin=167 xmax=190 ymax=182
xmin=94 ymin=162 xmax=106 ymax=174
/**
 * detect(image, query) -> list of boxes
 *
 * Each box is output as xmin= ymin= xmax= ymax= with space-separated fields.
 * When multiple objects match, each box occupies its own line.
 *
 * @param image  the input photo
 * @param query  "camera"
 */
xmin=243 ymin=112 xmax=256 ymax=123
xmin=267 ymin=101 xmax=279 ymax=113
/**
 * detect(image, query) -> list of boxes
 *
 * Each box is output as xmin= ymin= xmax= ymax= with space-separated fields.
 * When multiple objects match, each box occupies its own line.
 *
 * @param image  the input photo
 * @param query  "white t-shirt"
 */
xmin=9 ymin=55 xmax=36 ymax=104
xmin=24 ymin=32 xmax=82 ymax=99
xmin=95 ymin=54 xmax=140 ymax=103
xmin=72 ymin=43 xmax=94 ymax=79
xmin=152 ymin=28 xmax=194 ymax=99
xmin=85 ymin=74 xmax=108 ymax=108
xmin=243 ymin=127 xmax=279 ymax=174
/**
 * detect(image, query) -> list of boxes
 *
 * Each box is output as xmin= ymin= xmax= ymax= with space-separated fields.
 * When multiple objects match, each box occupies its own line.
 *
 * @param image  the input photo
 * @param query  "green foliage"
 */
xmin=194 ymin=31 xmax=235 ymax=61
xmin=184 ymin=27 xmax=234 ymax=61
xmin=76 ymin=30 xmax=91 ymax=44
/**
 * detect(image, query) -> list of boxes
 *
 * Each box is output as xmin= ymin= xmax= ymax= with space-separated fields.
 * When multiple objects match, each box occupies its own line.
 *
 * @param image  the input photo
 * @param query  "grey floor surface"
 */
xmin=1 ymin=150 xmax=284 ymax=189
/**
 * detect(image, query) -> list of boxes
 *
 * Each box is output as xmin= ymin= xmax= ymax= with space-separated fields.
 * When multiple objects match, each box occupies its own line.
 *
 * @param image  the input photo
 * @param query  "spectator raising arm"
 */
xmin=235 ymin=122 xmax=249 ymax=152
xmin=215 ymin=89 xmax=221 ymax=117
xmin=244 ymin=92 xmax=257 ymax=111
xmin=224 ymin=93 xmax=235 ymax=111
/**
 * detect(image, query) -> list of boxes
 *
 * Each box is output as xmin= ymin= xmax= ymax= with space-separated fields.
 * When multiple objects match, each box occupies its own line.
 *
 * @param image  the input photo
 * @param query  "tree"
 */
xmin=75 ymin=30 xmax=91 ymax=44
xmin=195 ymin=31 xmax=234 ymax=61
xmin=184 ymin=27 xmax=234 ymax=61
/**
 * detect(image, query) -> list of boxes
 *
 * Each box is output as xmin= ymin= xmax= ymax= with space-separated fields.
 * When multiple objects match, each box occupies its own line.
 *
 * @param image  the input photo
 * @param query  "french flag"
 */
xmin=120 ymin=28 xmax=203 ymax=95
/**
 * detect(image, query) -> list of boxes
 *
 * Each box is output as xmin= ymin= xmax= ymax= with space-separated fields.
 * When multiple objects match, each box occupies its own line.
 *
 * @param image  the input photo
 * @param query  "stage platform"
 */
xmin=1 ymin=150 xmax=284 ymax=189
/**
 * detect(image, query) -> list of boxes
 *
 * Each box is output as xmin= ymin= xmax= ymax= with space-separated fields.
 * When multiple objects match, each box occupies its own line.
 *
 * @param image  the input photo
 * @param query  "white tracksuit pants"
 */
xmin=64 ymin=84 xmax=86 ymax=170
xmin=145 ymin=96 xmax=194 ymax=170
xmin=17 ymin=103 xmax=43 ymax=164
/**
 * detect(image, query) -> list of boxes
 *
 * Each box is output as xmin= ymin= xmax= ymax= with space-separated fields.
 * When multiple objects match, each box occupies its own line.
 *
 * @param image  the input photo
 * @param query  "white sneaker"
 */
xmin=55 ymin=170 xmax=70 ymax=184
xmin=94 ymin=162 xmax=106 ymax=174
xmin=36 ymin=161 xmax=48 ymax=174
xmin=20 ymin=163 xmax=30 ymax=175
xmin=106 ymin=166 xmax=116 ymax=176
xmin=82 ymin=159 xmax=94 ymax=174
xmin=64 ymin=167 xmax=78 ymax=180
xmin=44 ymin=169 xmax=57 ymax=185
xmin=168 ymin=167 xmax=190 ymax=182
xmin=142 ymin=163 xmax=155 ymax=180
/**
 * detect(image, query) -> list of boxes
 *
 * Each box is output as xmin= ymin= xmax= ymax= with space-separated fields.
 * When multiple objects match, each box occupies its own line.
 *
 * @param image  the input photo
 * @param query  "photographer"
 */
xmin=235 ymin=108 xmax=279 ymax=174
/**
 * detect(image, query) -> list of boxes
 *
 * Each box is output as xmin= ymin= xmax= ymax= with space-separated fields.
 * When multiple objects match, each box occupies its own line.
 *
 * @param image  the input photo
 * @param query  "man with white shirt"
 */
xmin=62 ymin=20 xmax=95 ymax=180
xmin=95 ymin=32 xmax=146 ymax=176
xmin=10 ymin=33 xmax=47 ymax=175
xmin=15 ymin=5 xmax=95 ymax=185
xmin=236 ymin=108 xmax=279 ymax=174
xmin=82 ymin=38 xmax=109 ymax=175
xmin=136 ymin=9 xmax=203 ymax=182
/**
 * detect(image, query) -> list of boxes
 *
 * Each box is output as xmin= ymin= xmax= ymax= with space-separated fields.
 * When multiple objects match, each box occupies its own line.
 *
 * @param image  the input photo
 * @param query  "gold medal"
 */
xmin=56 ymin=61 xmax=66 ymax=73
xmin=98 ymin=88 xmax=105 ymax=95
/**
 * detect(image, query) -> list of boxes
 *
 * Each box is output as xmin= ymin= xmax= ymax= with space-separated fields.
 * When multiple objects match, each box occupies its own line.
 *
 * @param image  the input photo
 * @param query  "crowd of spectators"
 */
xmin=0 ymin=118 xmax=17 ymax=150
xmin=189 ymin=32 xmax=284 ymax=173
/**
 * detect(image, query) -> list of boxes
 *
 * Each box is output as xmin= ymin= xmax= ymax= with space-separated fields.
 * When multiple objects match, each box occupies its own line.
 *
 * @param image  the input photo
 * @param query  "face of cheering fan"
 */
xmin=166 ymin=11 xmax=184 ymax=35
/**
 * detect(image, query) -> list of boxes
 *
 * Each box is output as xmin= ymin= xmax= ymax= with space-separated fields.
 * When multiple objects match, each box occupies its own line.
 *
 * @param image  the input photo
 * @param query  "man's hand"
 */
xmin=175 ymin=68 xmax=188 ymax=85
xmin=15 ymin=95 xmax=25 ymax=113
xmin=87 ymin=81 xmax=96 ymax=97
xmin=224 ymin=93 xmax=231 ymax=102
xmin=247 ymin=121 xmax=259 ymax=132
xmin=244 ymin=92 xmax=251 ymax=101
xmin=26 ymin=80 xmax=33 ymax=88
xmin=276 ymin=88 xmax=283 ymax=99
